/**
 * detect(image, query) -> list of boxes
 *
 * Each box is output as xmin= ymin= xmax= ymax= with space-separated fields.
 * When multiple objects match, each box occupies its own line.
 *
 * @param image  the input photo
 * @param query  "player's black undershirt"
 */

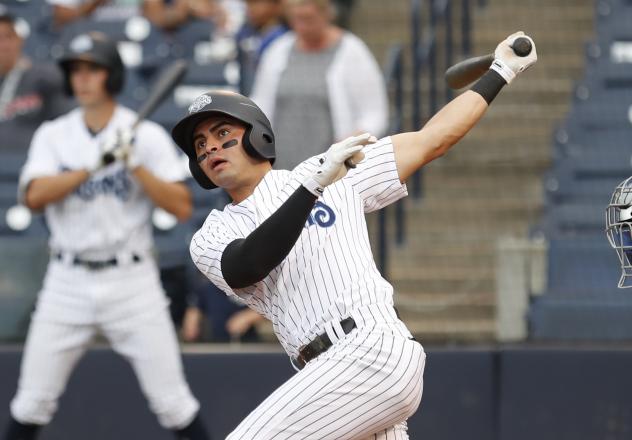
xmin=221 ymin=185 xmax=318 ymax=288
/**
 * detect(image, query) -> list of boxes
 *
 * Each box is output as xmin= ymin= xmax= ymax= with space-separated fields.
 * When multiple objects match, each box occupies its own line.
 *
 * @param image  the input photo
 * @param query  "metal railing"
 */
xmin=377 ymin=0 xmax=479 ymax=279
xmin=377 ymin=43 xmax=405 ymax=277
xmin=411 ymin=0 xmax=475 ymax=197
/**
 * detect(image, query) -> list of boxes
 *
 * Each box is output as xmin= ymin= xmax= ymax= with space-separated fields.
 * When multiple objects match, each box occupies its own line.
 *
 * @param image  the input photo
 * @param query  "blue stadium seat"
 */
xmin=0 ymin=152 xmax=27 ymax=182
xmin=544 ymin=152 xmax=631 ymax=204
xmin=170 ymin=19 xmax=215 ymax=59
xmin=567 ymin=95 xmax=632 ymax=130
xmin=538 ymin=202 xmax=606 ymax=237
xmin=528 ymin=236 xmax=632 ymax=340
xmin=553 ymin=124 xmax=632 ymax=159
xmin=546 ymin=236 xmax=620 ymax=295
xmin=0 ymin=207 xmax=48 ymax=237
xmin=0 ymin=181 xmax=18 ymax=207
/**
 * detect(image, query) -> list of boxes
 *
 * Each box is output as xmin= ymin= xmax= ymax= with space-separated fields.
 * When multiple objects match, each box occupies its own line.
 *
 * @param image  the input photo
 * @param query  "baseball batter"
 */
xmin=3 ymin=33 xmax=210 ymax=439
xmin=172 ymin=32 xmax=537 ymax=439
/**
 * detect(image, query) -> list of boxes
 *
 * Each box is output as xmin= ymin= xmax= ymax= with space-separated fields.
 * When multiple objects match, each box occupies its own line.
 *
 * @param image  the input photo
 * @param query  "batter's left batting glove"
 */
xmin=303 ymin=133 xmax=377 ymax=197
xmin=491 ymin=31 xmax=537 ymax=84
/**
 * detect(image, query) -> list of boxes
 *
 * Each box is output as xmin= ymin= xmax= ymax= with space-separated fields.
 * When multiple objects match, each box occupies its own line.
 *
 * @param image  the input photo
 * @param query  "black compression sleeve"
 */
xmin=221 ymin=185 xmax=317 ymax=288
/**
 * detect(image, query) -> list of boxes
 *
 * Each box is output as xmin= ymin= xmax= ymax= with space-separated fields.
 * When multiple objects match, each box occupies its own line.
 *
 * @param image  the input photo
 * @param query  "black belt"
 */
xmin=53 ymin=252 xmax=142 ymax=270
xmin=294 ymin=317 xmax=357 ymax=370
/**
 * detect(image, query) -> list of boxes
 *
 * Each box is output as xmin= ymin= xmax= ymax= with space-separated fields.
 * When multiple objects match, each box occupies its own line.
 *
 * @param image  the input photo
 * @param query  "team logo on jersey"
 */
xmin=306 ymin=201 xmax=336 ymax=228
xmin=188 ymin=95 xmax=213 ymax=114
xmin=72 ymin=168 xmax=133 ymax=201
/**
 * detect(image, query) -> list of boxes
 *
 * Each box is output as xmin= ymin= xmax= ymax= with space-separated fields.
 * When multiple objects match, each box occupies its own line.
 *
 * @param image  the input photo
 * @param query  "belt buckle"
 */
xmin=295 ymin=345 xmax=308 ymax=369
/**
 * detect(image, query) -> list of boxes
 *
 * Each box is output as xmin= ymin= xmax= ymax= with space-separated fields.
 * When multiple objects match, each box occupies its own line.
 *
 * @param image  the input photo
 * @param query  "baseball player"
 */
xmin=172 ymin=32 xmax=537 ymax=439
xmin=3 ymin=33 xmax=210 ymax=440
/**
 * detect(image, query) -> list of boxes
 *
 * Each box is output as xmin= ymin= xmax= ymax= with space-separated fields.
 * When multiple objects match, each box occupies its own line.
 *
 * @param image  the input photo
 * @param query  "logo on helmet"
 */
xmin=70 ymin=34 xmax=93 ymax=53
xmin=189 ymin=95 xmax=213 ymax=114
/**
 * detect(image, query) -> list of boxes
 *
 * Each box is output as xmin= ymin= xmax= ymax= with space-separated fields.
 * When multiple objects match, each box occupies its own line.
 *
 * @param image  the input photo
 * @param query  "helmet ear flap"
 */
xmin=188 ymin=158 xmax=216 ymax=189
xmin=245 ymin=120 xmax=275 ymax=163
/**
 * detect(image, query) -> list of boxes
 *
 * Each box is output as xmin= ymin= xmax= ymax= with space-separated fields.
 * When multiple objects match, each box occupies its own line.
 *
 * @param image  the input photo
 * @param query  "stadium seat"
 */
xmin=538 ymin=202 xmax=606 ymax=237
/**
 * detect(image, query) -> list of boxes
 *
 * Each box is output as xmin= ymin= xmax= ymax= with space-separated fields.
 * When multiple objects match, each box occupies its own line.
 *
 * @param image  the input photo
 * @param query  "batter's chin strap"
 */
xmin=222 ymin=185 xmax=317 ymax=288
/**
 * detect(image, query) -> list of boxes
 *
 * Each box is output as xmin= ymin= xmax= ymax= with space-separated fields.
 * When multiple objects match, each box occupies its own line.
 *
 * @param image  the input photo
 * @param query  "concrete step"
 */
xmin=404 ymin=318 xmax=496 ymax=342
xmin=396 ymin=290 xmax=495 ymax=308
xmin=391 ymin=270 xmax=495 ymax=295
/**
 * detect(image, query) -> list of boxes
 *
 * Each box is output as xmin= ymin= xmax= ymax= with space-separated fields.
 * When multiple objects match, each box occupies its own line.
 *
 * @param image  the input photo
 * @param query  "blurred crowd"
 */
xmin=0 ymin=0 xmax=388 ymax=344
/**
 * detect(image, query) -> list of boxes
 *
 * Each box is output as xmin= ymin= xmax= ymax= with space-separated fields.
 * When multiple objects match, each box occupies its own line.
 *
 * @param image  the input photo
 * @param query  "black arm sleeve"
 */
xmin=221 ymin=185 xmax=317 ymax=288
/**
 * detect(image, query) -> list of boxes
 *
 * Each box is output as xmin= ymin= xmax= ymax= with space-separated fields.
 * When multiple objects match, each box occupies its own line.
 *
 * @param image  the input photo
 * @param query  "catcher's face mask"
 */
xmin=606 ymin=176 xmax=632 ymax=288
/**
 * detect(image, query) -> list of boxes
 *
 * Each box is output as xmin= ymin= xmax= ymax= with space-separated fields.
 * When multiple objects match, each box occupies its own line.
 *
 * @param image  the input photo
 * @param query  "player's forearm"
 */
xmin=222 ymin=186 xmax=317 ymax=288
xmin=132 ymin=167 xmax=192 ymax=221
xmin=392 ymin=91 xmax=488 ymax=181
xmin=24 ymin=170 xmax=90 ymax=211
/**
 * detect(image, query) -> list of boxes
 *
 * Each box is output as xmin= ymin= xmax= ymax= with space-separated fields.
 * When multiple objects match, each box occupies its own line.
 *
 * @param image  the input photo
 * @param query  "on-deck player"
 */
xmin=172 ymin=32 xmax=537 ymax=439
xmin=3 ymin=32 xmax=210 ymax=440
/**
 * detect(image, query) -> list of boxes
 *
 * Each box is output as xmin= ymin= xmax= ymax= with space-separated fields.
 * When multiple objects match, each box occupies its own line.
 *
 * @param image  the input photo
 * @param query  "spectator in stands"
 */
xmin=181 ymin=271 xmax=265 ymax=343
xmin=143 ymin=0 xmax=226 ymax=32
xmin=47 ymin=0 xmax=140 ymax=27
xmin=250 ymin=0 xmax=388 ymax=170
xmin=0 ymin=11 xmax=71 ymax=154
xmin=235 ymin=0 xmax=288 ymax=95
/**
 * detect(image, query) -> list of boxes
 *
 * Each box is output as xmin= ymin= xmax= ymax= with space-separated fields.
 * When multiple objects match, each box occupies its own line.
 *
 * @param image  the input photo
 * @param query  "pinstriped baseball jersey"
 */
xmin=190 ymin=137 xmax=410 ymax=357
xmin=18 ymin=105 xmax=186 ymax=257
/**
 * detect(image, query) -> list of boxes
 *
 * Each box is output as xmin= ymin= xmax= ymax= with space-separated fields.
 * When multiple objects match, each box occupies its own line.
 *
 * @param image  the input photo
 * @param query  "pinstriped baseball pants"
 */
xmin=227 ymin=324 xmax=426 ymax=439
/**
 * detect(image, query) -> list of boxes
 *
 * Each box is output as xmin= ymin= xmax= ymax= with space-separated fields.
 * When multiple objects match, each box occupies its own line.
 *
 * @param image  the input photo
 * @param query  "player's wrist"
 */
xmin=302 ymin=176 xmax=325 ymax=197
xmin=471 ymin=70 xmax=506 ymax=104
xmin=489 ymin=58 xmax=516 ymax=84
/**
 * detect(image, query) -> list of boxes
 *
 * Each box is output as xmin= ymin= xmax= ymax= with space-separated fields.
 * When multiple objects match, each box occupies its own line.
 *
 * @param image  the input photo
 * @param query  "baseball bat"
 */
xmin=132 ymin=58 xmax=188 ymax=130
xmin=444 ymin=36 xmax=532 ymax=89
xmin=102 ymin=59 xmax=188 ymax=165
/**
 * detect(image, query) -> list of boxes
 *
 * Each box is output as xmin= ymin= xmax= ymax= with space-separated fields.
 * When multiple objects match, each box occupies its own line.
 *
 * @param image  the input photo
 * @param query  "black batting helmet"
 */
xmin=58 ymin=32 xmax=125 ymax=96
xmin=171 ymin=90 xmax=275 ymax=189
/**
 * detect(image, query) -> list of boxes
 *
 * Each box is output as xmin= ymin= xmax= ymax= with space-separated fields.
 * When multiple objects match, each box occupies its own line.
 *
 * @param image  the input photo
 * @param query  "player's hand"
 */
xmin=303 ymin=133 xmax=377 ymax=196
xmin=181 ymin=307 xmax=203 ymax=342
xmin=491 ymin=31 xmax=537 ymax=84
xmin=90 ymin=128 xmax=139 ymax=173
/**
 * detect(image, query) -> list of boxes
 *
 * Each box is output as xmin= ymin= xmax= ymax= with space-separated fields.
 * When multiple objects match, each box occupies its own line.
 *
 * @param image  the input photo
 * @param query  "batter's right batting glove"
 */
xmin=303 ymin=133 xmax=377 ymax=197
xmin=491 ymin=31 xmax=537 ymax=84
xmin=88 ymin=128 xmax=138 ymax=173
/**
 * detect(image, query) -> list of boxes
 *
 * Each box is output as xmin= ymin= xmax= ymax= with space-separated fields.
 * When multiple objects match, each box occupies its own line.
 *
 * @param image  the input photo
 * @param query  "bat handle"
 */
xmin=511 ymin=37 xmax=532 ymax=57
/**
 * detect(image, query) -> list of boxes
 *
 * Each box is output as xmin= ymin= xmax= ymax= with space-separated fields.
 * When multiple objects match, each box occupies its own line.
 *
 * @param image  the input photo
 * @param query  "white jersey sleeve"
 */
xmin=346 ymin=136 xmax=408 ymax=213
xmin=189 ymin=210 xmax=251 ymax=300
xmin=18 ymin=122 xmax=60 ymax=204
xmin=135 ymin=121 xmax=188 ymax=182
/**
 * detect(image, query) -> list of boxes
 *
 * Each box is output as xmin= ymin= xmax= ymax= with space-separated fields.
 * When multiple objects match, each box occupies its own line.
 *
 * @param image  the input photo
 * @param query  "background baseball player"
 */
xmin=172 ymin=31 xmax=537 ymax=439
xmin=3 ymin=32 xmax=210 ymax=440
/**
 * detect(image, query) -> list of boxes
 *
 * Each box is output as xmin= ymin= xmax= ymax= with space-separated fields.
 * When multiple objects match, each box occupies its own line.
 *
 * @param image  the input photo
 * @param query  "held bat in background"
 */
xmin=102 ymin=59 xmax=189 ymax=165
xmin=444 ymin=37 xmax=532 ymax=89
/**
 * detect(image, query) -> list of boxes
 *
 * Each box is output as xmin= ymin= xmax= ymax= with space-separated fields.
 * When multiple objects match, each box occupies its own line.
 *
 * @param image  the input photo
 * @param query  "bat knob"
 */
xmin=102 ymin=152 xmax=116 ymax=165
xmin=511 ymin=37 xmax=532 ymax=57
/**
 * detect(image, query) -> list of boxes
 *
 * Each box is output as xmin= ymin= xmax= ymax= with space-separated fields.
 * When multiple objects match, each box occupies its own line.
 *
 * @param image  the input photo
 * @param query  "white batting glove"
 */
xmin=302 ymin=133 xmax=377 ymax=197
xmin=89 ymin=128 xmax=139 ymax=173
xmin=491 ymin=31 xmax=537 ymax=84
xmin=116 ymin=128 xmax=142 ymax=171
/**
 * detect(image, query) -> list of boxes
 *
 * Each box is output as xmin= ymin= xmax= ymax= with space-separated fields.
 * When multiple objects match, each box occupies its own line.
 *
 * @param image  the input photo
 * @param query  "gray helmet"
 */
xmin=606 ymin=175 xmax=632 ymax=288
xmin=171 ymin=90 xmax=275 ymax=189
xmin=58 ymin=32 xmax=125 ymax=96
